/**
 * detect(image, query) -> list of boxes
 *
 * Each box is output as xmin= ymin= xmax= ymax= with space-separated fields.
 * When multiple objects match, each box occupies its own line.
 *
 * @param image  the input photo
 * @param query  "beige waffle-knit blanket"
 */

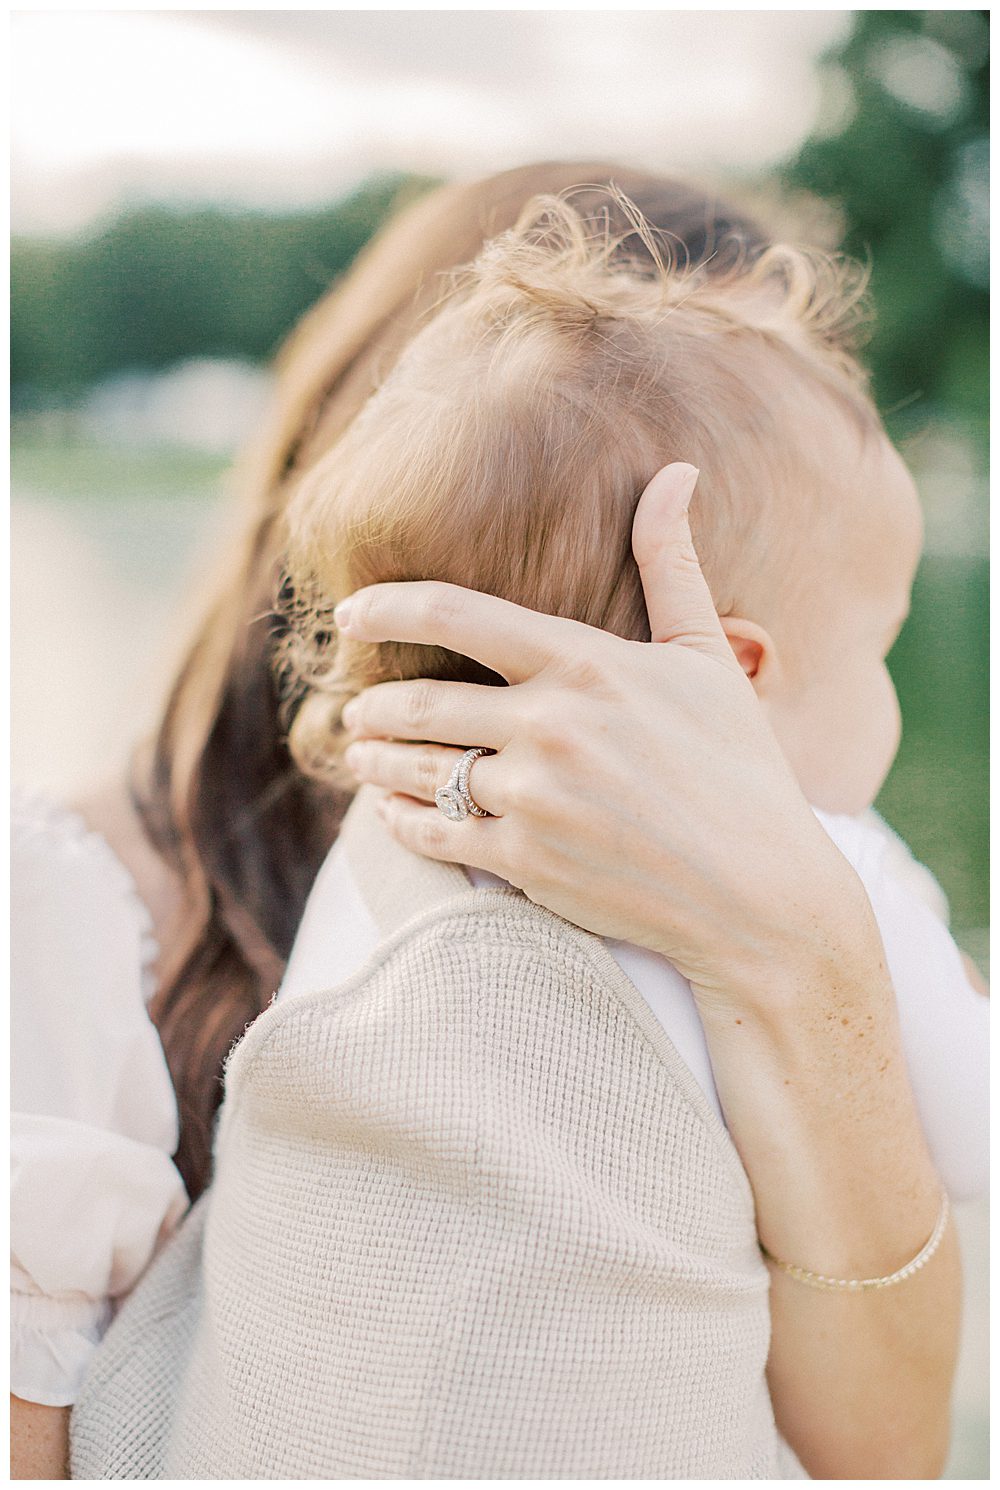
xmin=70 ymin=786 xmax=808 ymax=1479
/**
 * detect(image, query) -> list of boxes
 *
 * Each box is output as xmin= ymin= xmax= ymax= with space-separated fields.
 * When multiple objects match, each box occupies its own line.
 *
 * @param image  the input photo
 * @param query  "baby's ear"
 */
xmin=718 ymin=616 xmax=780 ymax=692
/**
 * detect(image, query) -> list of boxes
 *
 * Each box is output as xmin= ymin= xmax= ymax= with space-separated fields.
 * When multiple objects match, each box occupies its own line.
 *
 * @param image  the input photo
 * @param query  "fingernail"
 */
xmin=676 ymin=464 xmax=700 ymax=510
xmin=334 ymin=597 xmax=353 ymax=631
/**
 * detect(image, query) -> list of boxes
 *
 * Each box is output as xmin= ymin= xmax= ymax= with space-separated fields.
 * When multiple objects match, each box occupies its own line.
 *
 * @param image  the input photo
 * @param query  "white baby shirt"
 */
xmin=10 ymin=789 xmax=988 ymax=1407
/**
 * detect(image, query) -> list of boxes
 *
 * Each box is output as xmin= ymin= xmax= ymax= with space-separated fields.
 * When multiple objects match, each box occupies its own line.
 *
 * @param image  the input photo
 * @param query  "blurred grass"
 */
xmin=10 ymin=426 xmax=229 ymax=502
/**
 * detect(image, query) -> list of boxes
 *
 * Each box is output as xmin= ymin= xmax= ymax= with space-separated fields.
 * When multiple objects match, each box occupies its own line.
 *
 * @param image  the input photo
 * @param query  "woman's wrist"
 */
xmin=693 ymin=918 xmax=961 ymax=1479
xmin=679 ymin=824 xmax=881 ymax=1020
xmin=693 ymin=908 xmax=945 ymax=1279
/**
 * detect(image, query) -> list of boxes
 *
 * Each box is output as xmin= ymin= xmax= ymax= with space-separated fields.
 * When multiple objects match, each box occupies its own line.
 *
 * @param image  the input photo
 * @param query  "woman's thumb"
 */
xmin=631 ymin=463 xmax=732 ymax=656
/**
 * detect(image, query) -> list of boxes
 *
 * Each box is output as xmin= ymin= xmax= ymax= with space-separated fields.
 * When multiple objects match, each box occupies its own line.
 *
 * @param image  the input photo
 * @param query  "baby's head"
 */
xmin=283 ymin=192 xmax=923 ymax=816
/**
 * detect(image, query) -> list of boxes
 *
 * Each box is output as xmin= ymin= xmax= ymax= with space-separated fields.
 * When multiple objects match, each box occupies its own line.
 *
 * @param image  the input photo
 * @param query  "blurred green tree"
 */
xmin=781 ymin=9 xmax=988 ymax=456
xmin=11 ymin=173 xmax=438 ymax=400
xmin=780 ymin=11 xmax=988 ymax=933
xmin=12 ymin=10 xmax=987 ymax=453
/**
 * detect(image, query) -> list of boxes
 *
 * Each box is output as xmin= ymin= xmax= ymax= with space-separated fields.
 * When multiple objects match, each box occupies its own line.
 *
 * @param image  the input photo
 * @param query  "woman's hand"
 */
xmin=337 ymin=462 xmax=865 ymax=1012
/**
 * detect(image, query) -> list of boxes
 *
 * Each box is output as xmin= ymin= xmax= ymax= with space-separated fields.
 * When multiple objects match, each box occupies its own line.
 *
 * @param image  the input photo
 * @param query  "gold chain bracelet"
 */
xmin=758 ymin=1191 xmax=951 ymax=1291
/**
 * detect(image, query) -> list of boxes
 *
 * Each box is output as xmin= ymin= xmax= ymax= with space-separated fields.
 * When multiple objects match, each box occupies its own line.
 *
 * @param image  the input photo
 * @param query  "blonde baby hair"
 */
xmin=281 ymin=188 xmax=884 ymax=787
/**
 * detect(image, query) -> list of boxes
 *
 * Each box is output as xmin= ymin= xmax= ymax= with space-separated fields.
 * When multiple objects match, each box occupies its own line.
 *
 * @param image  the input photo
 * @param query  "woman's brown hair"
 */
xmin=136 ymin=162 xmax=775 ymax=1200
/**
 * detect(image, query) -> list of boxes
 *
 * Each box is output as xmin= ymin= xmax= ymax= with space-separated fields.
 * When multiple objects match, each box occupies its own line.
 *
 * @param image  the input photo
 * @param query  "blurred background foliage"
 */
xmin=786 ymin=8 xmax=987 ymax=453
xmin=11 ymin=174 xmax=436 ymax=397
xmin=782 ymin=8 xmax=989 ymax=939
xmin=12 ymin=12 xmax=988 ymax=452
xmin=11 ymin=9 xmax=988 ymax=934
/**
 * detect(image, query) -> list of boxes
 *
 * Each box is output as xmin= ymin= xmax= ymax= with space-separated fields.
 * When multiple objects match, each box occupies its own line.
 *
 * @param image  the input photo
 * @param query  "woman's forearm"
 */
xmin=10 ymin=1396 xmax=70 ymax=1480
xmin=695 ymin=889 xmax=962 ymax=1480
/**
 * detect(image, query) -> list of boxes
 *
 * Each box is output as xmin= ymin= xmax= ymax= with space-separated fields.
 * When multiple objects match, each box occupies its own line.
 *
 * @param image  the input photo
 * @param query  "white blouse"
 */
xmin=11 ymin=792 xmax=189 ymax=1407
xmin=11 ymin=789 xmax=988 ymax=1407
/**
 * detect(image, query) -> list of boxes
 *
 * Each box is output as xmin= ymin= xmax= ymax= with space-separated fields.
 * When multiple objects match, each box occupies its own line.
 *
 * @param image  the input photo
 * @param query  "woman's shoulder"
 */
xmin=12 ymin=785 xmax=179 ymax=1146
xmin=13 ymin=786 xmax=161 ymax=1005
xmin=67 ymin=776 xmax=188 ymax=976
xmin=12 ymin=787 xmax=189 ymax=1408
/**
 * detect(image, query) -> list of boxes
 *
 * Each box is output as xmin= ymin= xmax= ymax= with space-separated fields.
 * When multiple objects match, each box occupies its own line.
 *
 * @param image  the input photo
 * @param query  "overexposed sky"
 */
xmin=12 ymin=9 xmax=852 ymax=234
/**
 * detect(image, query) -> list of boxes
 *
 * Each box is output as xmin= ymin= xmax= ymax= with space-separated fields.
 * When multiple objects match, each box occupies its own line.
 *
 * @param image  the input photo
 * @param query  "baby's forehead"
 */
xmin=802 ymin=418 xmax=922 ymax=612
xmin=747 ymin=382 xmax=919 ymax=631
xmin=848 ymin=431 xmax=922 ymax=569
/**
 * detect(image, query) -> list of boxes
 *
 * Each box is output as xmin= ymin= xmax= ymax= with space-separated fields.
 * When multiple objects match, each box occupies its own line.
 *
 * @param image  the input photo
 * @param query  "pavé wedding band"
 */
xmin=435 ymin=747 xmax=493 ymax=821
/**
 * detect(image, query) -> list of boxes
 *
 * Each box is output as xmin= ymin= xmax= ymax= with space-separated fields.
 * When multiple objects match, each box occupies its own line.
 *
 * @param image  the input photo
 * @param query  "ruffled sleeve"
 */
xmin=11 ymin=791 xmax=189 ymax=1406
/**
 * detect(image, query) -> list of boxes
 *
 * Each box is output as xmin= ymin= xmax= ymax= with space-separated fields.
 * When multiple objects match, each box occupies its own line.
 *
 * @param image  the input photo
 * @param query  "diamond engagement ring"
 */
xmin=435 ymin=747 xmax=493 ymax=821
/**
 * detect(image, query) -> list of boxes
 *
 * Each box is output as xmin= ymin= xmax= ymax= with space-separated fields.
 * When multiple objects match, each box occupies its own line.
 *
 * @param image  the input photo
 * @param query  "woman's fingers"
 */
xmin=345 ymin=739 xmax=505 ymax=819
xmin=345 ymin=739 xmax=464 ymax=803
xmin=342 ymin=677 xmax=516 ymax=749
xmin=631 ymin=463 xmax=739 ymax=664
xmin=334 ymin=580 xmax=584 ymax=684
xmin=375 ymin=792 xmax=509 ymax=874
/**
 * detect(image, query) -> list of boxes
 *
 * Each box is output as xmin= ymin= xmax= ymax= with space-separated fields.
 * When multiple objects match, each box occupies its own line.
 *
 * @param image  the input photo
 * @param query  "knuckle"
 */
xmin=562 ymin=654 xmax=605 ymax=692
xmin=369 ymin=742 xmax=394 ymax=783
xmin=417 ymin=814 xmax=450 ymax=859
xmin=522 ymin=697 xmax=573 ymax=757
xmin=518 ymin=692 xmax=556 ymax=742
xmin=504 ymin=764 xmax=543 ymax=816
xmin=419 ymin=582 xmax=461 ymax=633
xmin=501 ymin=767 xmax=528 ymax=813
xmin=500 ymin=819 xmax=534 ymax=876
xmin=676 ymin=538 xmax=704 ymax=574
xmin=402 ymin=681 xmax=437 ymax=735
xmin=418 ymin=747 xmax=446 ymax=798
xmin=378 ymin=793 xmax=400 ymax=830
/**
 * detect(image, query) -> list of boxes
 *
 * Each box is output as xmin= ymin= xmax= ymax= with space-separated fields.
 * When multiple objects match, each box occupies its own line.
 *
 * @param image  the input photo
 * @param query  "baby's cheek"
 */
xmin=839 ymin=669 xmax=901 ymax=810
xmin=872 ymin=670 xmax=903 ymax=782
xmin=801 ymin=670 xmax=893 ymax=814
